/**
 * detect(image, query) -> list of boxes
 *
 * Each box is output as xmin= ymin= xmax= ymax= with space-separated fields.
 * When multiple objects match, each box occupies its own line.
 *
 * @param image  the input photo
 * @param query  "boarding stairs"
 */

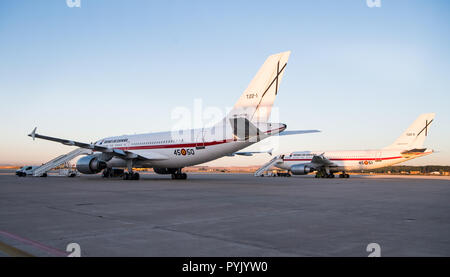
xmin=32 ymin=148 xmax=91 ymax=177
xmin=254 ymin=155 xmax=283 ymax=177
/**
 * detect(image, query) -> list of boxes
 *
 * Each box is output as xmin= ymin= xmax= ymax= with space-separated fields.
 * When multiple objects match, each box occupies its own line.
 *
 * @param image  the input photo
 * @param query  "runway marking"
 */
xmin=0 ymin=240 xmax=33 ymax=257
xmin=0 ymin=230 xmax=67 ymax=257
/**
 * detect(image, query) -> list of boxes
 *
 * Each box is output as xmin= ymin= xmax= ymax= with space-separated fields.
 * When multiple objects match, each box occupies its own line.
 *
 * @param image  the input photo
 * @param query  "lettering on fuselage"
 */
xmin=174 ymin=148 xmax=195 ymax=156
xmin=100 ymin=138 xmax=128 ymax=145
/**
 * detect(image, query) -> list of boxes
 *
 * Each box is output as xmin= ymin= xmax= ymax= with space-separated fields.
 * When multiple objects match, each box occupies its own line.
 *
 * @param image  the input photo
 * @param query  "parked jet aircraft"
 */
xmin=258 ymin=113 xmax=435 ymax=178
xmin=29 ymin=51 xmax=319 ymax=180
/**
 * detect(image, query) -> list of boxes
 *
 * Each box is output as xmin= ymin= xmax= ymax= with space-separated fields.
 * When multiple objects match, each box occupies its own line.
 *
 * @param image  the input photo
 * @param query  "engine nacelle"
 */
xmin=76 ymin=155 xmax=107 ymax=174
xmin=153 ymin=168 xmax=178 ymax=175
xmin=290 ymin=164 xmax=313 ymax=175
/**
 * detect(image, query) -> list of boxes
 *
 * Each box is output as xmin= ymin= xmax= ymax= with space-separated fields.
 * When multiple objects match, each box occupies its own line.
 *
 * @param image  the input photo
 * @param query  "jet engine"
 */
xmin=290 ymin=164 xmax=313 ymax=175
xmin=76 ymin=155 xmax=107 ymax=174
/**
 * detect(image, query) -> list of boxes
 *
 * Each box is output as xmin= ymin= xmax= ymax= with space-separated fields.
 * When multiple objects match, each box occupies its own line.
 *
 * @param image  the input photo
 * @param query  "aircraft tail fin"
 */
xmin=384 ymin=113 xmax=435 ymax=150
xmin=227 ymin=51 xmax=291 ymax=123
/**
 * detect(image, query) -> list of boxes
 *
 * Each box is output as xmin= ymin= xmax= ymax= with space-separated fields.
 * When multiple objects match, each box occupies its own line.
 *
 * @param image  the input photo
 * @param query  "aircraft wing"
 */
xmin=135 ymin=151 xmax=169 ymax=160
xmin=310 ymin=154 xmax=336 ymax=167
xmin=28 ymin=127 xmax=167 ymax=161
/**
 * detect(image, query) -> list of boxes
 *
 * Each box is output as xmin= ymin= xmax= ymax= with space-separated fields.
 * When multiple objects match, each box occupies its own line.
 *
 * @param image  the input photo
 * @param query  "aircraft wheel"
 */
xmin=123 ymin=173 xmax=129 ymax=180
xmin=103 ymin=168 xmax=113 ymax=178
xmin=171 ymin=173 xmax=186 ymax=180
xmin=133 ymin=173 xmax=140 ymax=180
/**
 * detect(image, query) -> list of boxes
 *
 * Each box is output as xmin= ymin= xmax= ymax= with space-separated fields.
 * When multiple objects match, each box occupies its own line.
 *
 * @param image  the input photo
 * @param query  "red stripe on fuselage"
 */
xmin=115 ymin=139 xmax=234 ymax=151
xmin=283 ymin=156 xmax=402 ymax=162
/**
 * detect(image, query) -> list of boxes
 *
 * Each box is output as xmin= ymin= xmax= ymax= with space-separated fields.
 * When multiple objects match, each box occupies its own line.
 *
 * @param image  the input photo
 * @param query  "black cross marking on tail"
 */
xmin=275 ymin=61 xmax=280 ymax=95
xmin=417 ymin=119 xmax=433 ymax=137
xmin=252 ymin=61 xmax=287 ymax=119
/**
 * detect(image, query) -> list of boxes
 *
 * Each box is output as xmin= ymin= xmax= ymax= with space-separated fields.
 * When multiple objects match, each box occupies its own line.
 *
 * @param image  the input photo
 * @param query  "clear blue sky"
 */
xmin=0 ymin=0 xmax=449 ymax=166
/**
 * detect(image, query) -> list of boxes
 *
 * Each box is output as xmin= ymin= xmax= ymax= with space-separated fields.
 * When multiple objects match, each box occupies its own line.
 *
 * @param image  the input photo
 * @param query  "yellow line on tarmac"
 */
xmin=0 ymin=240 xmax=34 ymax=257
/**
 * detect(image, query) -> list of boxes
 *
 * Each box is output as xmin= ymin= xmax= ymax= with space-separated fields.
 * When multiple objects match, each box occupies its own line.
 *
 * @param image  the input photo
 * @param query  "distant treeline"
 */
xmin=359 ymin=165 xmax=450 ymax=173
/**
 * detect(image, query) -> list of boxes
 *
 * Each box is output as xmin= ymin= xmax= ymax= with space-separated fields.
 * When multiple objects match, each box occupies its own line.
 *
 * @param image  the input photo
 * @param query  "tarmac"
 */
xmin=0 ymin=171 xmax=449 ymax=257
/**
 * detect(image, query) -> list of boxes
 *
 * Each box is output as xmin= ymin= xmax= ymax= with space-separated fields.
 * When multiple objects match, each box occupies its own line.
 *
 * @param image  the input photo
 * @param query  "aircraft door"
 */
xmin=195 ymin=128 xmax=206 ymax=150
xmin=375 ymin=151 xmax=382 ymax=163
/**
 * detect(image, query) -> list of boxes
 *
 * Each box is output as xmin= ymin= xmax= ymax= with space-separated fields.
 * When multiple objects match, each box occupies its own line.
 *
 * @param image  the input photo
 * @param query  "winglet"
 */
xmin=29 ymin=127 xmax=37 ymax=141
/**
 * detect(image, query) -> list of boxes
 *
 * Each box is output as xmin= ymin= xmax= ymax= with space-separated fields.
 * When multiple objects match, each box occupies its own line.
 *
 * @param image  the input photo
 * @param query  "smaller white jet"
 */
xmin=258 ymin=113 xmax=435 ymax=178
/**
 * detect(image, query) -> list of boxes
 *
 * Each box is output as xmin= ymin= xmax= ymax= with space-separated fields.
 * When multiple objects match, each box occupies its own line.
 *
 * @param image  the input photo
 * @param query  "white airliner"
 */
xmin=263 ymin=113 xmax=435 ymax=178
xmin=29 ymin=51 xmax=319 ymax=180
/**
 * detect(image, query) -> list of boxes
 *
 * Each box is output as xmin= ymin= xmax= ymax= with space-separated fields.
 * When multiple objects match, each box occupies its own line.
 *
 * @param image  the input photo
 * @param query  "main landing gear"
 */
xmin=123 ymin=160 xmax=140 ymax=180
xmin=123 ymin=171 xmax=140 ymax=180
xmin=339 ymin=172 xmax=350 ymax=178
xmin=171 ymin=168 xmax=187 ymax=180
xmin=315 ymin=173 xmax=335 ymax=178
xmin=102 ymin=167 xmax=140 ymax=180
xmin=314 ymin=168 xmax=350 ymax=179
xmin=314 ymin=170 xmax=335 ymax=178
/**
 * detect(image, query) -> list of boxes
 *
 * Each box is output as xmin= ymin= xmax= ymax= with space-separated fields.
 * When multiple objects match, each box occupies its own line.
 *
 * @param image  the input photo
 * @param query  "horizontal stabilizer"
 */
xmin=229 ymin=117 xmax=269 ymax=141
xmin=228 ymin=148 xmax=273 ymax=157
xmin=279 ymin=130 xmax=321 ymax=136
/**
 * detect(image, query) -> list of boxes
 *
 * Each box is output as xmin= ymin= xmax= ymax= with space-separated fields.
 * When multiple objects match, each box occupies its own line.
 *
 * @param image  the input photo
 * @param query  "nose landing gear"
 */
xmin=171 ymin=168 xmax=187 ymax=180
xmin=123 ymin=172 xmax=140 ymax=180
